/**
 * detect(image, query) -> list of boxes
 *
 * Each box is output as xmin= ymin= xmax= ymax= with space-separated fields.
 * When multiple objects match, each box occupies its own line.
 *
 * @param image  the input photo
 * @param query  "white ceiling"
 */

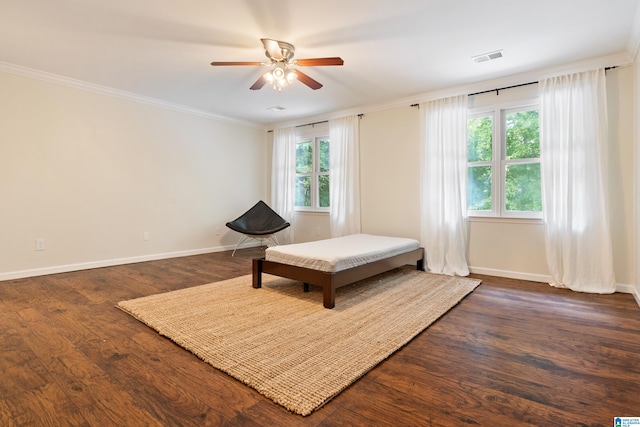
xmin=1 ymin=0 xmax=639 ymax=126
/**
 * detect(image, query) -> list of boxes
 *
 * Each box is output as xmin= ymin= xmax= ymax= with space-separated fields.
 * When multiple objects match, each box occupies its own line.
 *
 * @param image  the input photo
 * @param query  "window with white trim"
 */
xmin=295 ymin=136 xmax=330 ymax=211
xmin=467 ymin=105 xmax=541 ymax=218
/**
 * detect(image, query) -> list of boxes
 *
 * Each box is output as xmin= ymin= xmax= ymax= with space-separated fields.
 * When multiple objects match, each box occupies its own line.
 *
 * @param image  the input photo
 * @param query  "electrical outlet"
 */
xmin=215 ymin=226 xmax=221 ymax=235
xmin=35 ymin=238 xmax=45 ymax=251
xmin=143 ymin=232 xmax=150 ymax=241
xmin=315 ymin=227 xmax=321 ymax=236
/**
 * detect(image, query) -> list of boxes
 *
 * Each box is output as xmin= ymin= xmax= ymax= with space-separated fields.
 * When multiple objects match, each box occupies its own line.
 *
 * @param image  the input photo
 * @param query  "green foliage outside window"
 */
xmin=296 ymin=141 xmax=313 ymax=174
xmin=468 ymin=116 xmax=493 ymax=162
xmin=505 ymin=110 xmax=541 ymax=211
xmin=504 ymin=110 xmax=541 ymax=211
xmin=467 ymin=109 xmax=541 ymax=214
xmin=319 ymin=139 xmax=330 ymax=172
xmin=295 ymin=176 xmax=311 ymax=207
xmin=468 ymin=165 xmax=492 ymax=210
xmin=506 ymin=111 xmax=540 ymax=160
xmin=295 ymin=141 xmax=313 ymax=207
xmin=295 ymin=138 xmax=330 ymax=209
xmin=467 ymin=116 xmax=493 ymax=210
xmin=505 ymin=163 xmax=541 ymax=211
xmin=318 ymin=139 xmax=330 ymax=207
xmin=319 ymin=175 xmax=330 ymax=207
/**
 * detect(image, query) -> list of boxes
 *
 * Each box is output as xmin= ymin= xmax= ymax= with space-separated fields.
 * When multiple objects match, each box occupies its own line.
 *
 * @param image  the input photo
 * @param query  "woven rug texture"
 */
xmin=117 ymin=267 xmax=481 ymax=416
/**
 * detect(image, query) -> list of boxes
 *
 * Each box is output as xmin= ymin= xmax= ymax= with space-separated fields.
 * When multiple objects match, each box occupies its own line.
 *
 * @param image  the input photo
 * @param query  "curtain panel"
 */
xmin=271 ymin=127 xmax=297 ymax=243
xmin=420 ymin=95 xmax=470 ymax=276
xmin=329 ymin=115 xmax=361 ymax=237
xmin=539 ymin=68 xmax=616 ymax=293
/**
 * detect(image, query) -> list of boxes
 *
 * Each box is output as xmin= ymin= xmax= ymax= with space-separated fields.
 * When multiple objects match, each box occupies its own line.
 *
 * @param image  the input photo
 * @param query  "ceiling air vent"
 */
xmin=472 ymin=50 xmax=504 ymax=63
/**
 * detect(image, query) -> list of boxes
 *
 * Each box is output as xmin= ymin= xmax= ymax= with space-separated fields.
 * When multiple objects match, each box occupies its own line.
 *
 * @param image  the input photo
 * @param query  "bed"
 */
xmin=252 ymin=234 xmax=424 ymax=308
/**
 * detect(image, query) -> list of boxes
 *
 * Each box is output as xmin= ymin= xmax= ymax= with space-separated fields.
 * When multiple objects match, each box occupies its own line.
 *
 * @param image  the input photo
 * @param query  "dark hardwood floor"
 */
xmin=1 ymin=247 xmax=638 ymax=426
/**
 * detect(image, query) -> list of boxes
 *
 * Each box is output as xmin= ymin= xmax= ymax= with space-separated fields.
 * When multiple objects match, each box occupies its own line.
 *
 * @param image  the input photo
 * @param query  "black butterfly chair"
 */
xmin=226 ymin=201 xmax=291 ymax=256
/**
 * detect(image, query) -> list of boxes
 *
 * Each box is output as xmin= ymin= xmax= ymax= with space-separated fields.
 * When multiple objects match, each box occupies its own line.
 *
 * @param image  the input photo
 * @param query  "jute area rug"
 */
xmin=117 ymin=267 xmax=481 ymax=416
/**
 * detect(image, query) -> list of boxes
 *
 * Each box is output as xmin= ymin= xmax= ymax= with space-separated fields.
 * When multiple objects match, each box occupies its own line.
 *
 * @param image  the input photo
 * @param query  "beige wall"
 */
xmin=359 ymin=107 xmax=422 ymax=240
xmin=0 ymin=71 xmax=266 ymax=279
xmin=635 ymin=58 xmax=640 ymax=300
xmin=271 ymin=66 xmax=636 ymax=287
xmin=607 ymin=66 xmax=636 ymax=289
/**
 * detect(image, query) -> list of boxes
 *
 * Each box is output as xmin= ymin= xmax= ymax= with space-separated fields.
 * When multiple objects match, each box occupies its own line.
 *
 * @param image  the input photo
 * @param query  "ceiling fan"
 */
xmin=210 ymin=38 xmax=344 ymax=91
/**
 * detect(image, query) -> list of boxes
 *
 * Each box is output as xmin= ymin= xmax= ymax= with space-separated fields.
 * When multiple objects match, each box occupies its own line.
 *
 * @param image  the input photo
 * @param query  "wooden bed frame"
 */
xmin=252 ymin=247 xmax=424 ymax=309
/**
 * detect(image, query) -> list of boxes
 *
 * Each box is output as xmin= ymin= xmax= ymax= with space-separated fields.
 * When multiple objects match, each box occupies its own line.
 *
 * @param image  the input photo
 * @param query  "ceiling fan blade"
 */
xmin=210 ymin=61 xmax=263 ymax=66
xmin=295 ymin=57 xmax=344 ymax=66
xmin=261 ymin=38 xmax=283 ymax=60
xmin=295 ymin=70 xmax=323 ymax=90
xmin=250 ymin=75 xmax=268 ymax=90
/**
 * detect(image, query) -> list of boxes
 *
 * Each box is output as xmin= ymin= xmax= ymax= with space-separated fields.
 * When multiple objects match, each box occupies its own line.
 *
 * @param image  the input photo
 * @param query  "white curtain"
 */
xmin=539 ymin=69 xmax=616 ymax=293
xmin=271 ymin=127 xmax=297 ymax=243
xmin=420 ymin=95 xmax=469 ymax=276
xmin=329 ymin=115 xmax=361 ymax=237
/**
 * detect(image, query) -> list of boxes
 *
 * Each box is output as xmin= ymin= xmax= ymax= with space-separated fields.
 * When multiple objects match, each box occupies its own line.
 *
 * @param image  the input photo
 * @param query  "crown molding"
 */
xmin=0 ymin=61 xmax=264 ymax=130
xmin=372 ymin=53 xmax=633 ymax=109
xmin=268 ymin=53 xmax=634 ymax=129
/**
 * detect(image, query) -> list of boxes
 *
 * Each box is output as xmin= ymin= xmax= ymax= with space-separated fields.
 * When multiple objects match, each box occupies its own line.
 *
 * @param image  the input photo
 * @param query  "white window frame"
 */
xmin=294 ymin=135 xmax=330 ymax=213
xmin=467 ymin=100 xmax=542 ymax=220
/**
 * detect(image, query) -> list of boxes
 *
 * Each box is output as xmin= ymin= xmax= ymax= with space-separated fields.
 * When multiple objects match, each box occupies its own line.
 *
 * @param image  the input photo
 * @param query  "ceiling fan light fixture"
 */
xmin=211 ymin=38 xmax=342 ymax=91
xmin=272 ymin=64 xmax=286 ymax=80
xmin=263 ymin=63 xmax=298 ymax=91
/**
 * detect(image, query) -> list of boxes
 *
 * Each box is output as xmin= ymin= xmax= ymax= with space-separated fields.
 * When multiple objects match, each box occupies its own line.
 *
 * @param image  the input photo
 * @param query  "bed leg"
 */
xmin=323 ymin=285 xmax=336 ymax=309
xmin=252 ymin=258 xmax=263 ymax=288
xmin=417 ymin=258 xmax=424 ymax=271
xmin=303 ymin=283 xmax=309 ymax=292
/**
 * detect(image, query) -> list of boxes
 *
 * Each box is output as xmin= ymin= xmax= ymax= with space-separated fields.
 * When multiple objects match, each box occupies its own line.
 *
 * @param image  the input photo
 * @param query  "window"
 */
xmin=295 ymin=136 xmax=330 ymax=211
xmin=467 ymin=105 xmax=541 ymax=218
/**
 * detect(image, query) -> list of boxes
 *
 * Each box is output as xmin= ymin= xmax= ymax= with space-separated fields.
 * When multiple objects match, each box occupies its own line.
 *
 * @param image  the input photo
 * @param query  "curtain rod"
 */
xmin=409 ymin=81 xmax=536 ymax=106
xmin=267 ymin=114 xmax=363 ymax=133
xmin=410 ymin=66 xmax=617 ymax=107
xmin=468 ymin=80 xmax=538 ymax=97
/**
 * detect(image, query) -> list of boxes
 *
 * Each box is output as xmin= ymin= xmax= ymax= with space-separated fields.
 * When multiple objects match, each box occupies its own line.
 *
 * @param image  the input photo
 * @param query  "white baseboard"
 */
xmin=632 ymin=288 xmax=640 ymax=308
xmin=470 ymin=266 xmax=638 ymax=304
xmin=615 ymin=283 xmax=636 ymax=294
xmin=468 ymin=266 xmax=552 ymax=283
xmin=0 ymin=243 xmax=262 ymax=282
xmin=619 ymin=285 xmax=640 ymax=309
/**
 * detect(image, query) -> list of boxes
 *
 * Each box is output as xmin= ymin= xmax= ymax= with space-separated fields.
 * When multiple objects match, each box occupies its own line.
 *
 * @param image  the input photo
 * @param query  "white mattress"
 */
xmin=264 ymin=234 xmax=421 ymax=273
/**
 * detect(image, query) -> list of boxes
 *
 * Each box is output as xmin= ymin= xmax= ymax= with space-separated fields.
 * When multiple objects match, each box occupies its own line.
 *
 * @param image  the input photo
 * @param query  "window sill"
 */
xmin=294 ymin=210 xmax=330 ymax=216
xmin=467 ymin=216 xmax=543 ymax=225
